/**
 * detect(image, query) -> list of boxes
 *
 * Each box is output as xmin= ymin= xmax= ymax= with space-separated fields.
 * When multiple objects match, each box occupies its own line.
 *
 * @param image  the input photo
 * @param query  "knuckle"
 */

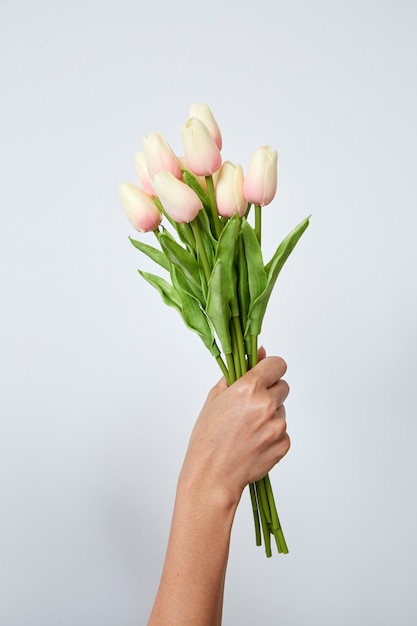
xmin=236 ymin=375 xmax=259 ymax=398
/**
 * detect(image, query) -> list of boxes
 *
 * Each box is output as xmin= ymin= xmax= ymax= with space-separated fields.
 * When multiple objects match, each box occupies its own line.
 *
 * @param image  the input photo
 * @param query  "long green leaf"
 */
xmin=129 ymin=237 xmax=170 ymax=271
xmin=245 ymin=215 xmax=310 ymax=337
xmin=138 ymin=271 xmax=182 ymax=313
xmin=181 ymin=292 xmax=220 ymax=356
xmin=214 ymin=214 xmax=240 ymax=316
xmin=241 ymin=218 xmax=267 ymax=303
xmin=206 ymin=261 xmax=232 ymax=354
xmin=236 ymin=231 xmax=250 ymax=333
xmin=159 ymin=231 xmax=203 ymax=297
xmin=170 ymin=264 xmax=205 ymax=307
xmin=196 ymin=208 xmax=216 ymax=269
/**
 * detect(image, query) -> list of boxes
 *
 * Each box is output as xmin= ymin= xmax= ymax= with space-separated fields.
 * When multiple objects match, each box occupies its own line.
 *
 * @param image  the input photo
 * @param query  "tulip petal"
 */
xmin=142 ymin=132 xmax=182 ymax=180
xmin=153 ymin=171 xmax=202 ymax=223
xmin=243 ymin=146 xmax=278 ymax=206
xmin=189 ymin=103 xmax=222 ymax=150
xmin=119 ymin=182 xmax=162 ymax=232
xmin=180 ymin=118 xmax=222 ymax=176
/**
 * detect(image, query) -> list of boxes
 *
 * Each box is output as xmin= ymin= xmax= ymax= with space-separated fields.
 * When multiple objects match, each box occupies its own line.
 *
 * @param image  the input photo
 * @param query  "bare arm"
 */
xmin=147 ymin=351 xmax=290 ymax=625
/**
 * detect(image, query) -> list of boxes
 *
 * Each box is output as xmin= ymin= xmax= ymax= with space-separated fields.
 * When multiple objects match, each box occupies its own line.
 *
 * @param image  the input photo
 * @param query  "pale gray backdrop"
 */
xmin=1 ymin=0 xmax=416 ymax=624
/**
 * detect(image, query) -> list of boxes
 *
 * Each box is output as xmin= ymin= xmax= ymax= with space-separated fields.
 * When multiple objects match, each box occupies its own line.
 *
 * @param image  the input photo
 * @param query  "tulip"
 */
xmin=119 ymin=182 xmax=162 ymax=232
xmin=189 ymin=103 xmax=222 ymax=150
xmin=180 ymin=117 xmax=222 ymax=176
xmin=152 ymin=171 xmax=202 ymax=223
xmin=133 ymin=151 xmax=154 ymax=195
xmin=142 ymin=131 xmax=182 ymax=180
xmin=215 ymin=161 xmax=246 ymax=217
xmin=243 ymin=146 xmax=278 ymax=206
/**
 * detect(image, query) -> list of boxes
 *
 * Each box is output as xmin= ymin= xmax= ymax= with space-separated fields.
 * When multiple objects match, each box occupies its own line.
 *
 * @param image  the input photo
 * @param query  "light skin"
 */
xmin=147 ymin=349 xmax=290 ymax=626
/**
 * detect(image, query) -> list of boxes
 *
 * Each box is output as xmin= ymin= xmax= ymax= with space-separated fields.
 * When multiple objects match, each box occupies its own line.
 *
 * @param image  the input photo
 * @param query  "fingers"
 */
xmin=240 ymin=355 xmax=287 ymax=390
xmin=207 ymin=354 xmax=287 ymax=404
xmin=269 ymin=378 xmax=290 ymax=408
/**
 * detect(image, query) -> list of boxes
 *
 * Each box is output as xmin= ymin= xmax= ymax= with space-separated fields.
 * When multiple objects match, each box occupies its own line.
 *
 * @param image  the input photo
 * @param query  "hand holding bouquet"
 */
xmin=119 ymin=103 xmax=310 ymax=557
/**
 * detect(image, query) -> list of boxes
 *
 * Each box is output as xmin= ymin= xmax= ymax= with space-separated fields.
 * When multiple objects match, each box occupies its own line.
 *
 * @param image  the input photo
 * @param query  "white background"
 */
xmin=1 ymin=1 xmax=416 ymax=624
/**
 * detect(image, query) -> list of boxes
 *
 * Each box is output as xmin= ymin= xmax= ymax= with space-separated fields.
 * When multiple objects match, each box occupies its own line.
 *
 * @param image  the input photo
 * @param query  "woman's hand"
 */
xmin=179 ymin=349 xmax=290 ymax=508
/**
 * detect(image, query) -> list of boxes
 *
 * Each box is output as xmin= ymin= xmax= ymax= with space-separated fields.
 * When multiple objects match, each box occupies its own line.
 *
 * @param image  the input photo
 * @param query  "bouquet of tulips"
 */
xmin=119 ymin=103 xmax=309 ymax=557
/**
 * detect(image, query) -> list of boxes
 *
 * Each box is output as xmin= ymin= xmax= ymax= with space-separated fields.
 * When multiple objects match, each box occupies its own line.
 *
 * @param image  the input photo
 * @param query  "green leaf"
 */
xmin=245 ymin=215 xmax=310 ymax=337
xmin=264 ymin=216 xmax=310 ymax=276
xmin=171 ymin=264 xmax=205 ymax=306
xmin=196 ymin=208 xmax=216 ymax=269
xmin=129 ymin=237 xmax=170 ymax=272
xmin=206 ymin=260 xmax=232 ymax=354
xmin=214 ymin=214 xmax=240 ymax=317
xmin=180 ymin=292 xmax=220 ymax=356
xmin=159 ymin=231 xmax=203 ymax=299
xmin=236 ymin=231 xmax=250 ymax=332
xmin=138 ymin=271 xmax=182 ymax=313
xmin=241 ymin=218 xmax=267 ymax=303
xmin=175 ymin=222 xmax=198 ymax=255
xmin=182 ymin=169 xmax=210 ymax=207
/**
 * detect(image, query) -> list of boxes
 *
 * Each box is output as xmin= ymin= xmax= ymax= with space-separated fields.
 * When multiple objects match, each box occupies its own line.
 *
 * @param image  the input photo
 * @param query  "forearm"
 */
xmin=147 ymin=472 xmax=240 ymax=626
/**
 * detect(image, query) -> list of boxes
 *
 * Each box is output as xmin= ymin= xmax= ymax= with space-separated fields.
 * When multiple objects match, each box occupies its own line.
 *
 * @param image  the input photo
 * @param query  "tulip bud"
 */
xmin=189 ymin=103 xmax=222 ymax=150
xmin=215 ymin=161 xmax=246 ymax=217
xmin=243 ymin=146 xmax=278 ymax=206
xmin=119 ymin=182 xmax=162 ymax=232
xmin=152 ymin=171 xmax=202 ymax=223
xmin=133 ymin=151 xmax=154 ymax=194
xmin=180 ymin=118 xmax=222 ymax=176
xmin=142 ymin=131 xmax=182 ymax=180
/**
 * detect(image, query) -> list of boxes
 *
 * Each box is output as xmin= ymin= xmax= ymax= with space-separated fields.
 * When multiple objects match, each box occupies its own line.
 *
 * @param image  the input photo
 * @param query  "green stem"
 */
xmin=230 ymin=323 xmax=242 ymax=380
xmin=257 ymin=477 xmax=271 ymax=525
xmin=249 ymin=483 xmax=262 ymax=546
xmin=232 ymin=316 xmax=247 ymax=376
xmin=264 ymin=474 xmax=280 ymax=531
xmin=264 ymin=474 xmax=288 ymax=554
xmin=249 ymin=334 xmax=258 ymax=369
xmin=257 ymin=482 xmax=272 ymax=558
xmin=215 ymin=354 xmax=230 ymax=385
xmin=190 ymin=219 xmax=211 ymax=284
xmin=273 ymin=527 xmax=289 ymax=555
xmin=254 ymin=204 xmax=262 ymax=245
xmin=225 ymin=352 xmax=236 ymax=384
xmin=205 ymin=175 xmax=222 ymax=239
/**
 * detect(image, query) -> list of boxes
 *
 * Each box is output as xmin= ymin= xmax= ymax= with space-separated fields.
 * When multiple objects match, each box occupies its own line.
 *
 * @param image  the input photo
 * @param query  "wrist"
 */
xmin=177 ymin=465 xmax=243 ymax=518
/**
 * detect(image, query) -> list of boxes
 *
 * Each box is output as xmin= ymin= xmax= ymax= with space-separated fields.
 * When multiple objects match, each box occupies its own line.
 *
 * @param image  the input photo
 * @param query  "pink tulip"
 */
xmin=180 ymin=117 xmax=222 ymax=176
xmin=215 ymin=161 xmax=246 ymax=217
xmin=243 ymin=146 xmax=278 ymax=206
xmin=133 ymin=151 xmax=154 ymax=194
xmin=119 ymin=182 xmax=162 ymax=232
xmin=152 ymin=171 xmax=202 ymax=223
xmin=142 ymin=132 xmax=182 ymax=180
xmin=189 ymin=103 xmax=222 ymax=150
